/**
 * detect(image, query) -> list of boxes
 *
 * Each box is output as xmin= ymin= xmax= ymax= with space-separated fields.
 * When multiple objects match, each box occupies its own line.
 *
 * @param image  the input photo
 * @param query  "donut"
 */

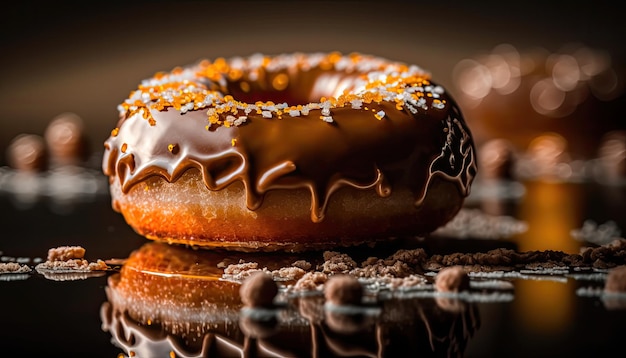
xmin=102 ymin=52 xmax=477 ymax=251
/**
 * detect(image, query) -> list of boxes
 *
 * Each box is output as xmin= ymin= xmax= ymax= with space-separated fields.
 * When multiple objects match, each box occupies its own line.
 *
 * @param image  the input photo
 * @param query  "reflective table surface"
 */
xmin=1 ymin=164 xmax=626 ymax=358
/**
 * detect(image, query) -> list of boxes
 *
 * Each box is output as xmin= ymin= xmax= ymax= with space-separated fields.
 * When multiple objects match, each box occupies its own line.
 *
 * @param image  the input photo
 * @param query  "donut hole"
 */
xmin=225 ymin=71 xmax=363 ymax=106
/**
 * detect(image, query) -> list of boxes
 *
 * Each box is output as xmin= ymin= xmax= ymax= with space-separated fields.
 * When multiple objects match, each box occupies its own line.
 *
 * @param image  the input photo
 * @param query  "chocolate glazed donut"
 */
xmin=102 ymin=52 xmax=477 ymax=252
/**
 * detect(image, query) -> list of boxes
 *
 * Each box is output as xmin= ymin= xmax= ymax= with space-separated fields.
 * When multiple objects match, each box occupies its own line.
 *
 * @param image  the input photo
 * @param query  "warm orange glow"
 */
xmin=515 ymin=181 xmax=583 ymax=253
xmin=514 ymin=279 xmax=575 ymax=333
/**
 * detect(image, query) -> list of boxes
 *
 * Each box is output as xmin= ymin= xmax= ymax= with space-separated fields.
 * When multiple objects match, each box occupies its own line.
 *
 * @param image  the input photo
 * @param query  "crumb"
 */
xmin=386 ymin=274 xmax=428 ymax=289
xmin=240 ymin=271 xmax=278 ymax=308
xmin=36 ymin=259 xmax=108 ymax=271
xmin=324 ymin=274 xmax=363 ymax=306
xmin=294 ymin=272 xmax=328 ymax=291
xmin=319 ymin=251 xmax=357 ymax=274
xmin=0 ymin=262 xmax=32 ymax=274
xmin=292 ymin=260 xmax=312 ymax=271
xmin=605 ymin=265 xmax=626 ymax=293
xmin=435 ymin=266 xmax=471 ymax=292
xmin=224 ymin=262 xmax=260 ymax=276
xmin=47 ymin=246 xmax=85 ymax=262
xmin=36 ymin=246 xmax=109 ymax=272
xmin=274 ymin=266 xmax=306 ymax=281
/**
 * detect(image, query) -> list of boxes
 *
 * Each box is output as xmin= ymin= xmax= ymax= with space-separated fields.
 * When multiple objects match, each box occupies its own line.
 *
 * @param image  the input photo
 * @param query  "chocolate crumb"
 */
xmin=605 ymin=265 xmax=626 ymax=293
xmin=320 ymin=252 xmax=357 ymax=274
xmin=324 ymin=274 xmax=363 ymax=306
xmin=36 ymin=246 xmax=109 ymax=272
xmin=240 ymin=271 xmax=278 ymax=308
xmin=47 ymin=246 xmax=85 ymax=262
xmin=435 ymin=266 xmax=471 ymax=292
xmin=294 ymin=272 xmax=328 ymax=291
xmin=0 ymin=262 xmax=32 ymax=274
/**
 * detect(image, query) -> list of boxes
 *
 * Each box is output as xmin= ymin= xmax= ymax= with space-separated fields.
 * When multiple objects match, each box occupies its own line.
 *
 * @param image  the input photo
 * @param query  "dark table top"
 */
xmin=1 ymin=165 xmax=626 ymax=358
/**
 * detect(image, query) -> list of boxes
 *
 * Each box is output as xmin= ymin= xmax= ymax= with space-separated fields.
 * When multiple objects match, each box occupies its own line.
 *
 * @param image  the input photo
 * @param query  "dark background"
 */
xmin=1 ymin=0 xmax=625 ymax=166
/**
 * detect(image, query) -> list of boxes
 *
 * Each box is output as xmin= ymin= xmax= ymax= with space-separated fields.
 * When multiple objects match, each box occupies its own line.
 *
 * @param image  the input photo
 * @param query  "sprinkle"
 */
xmin=272 ymin=73 xmax=289 ymax=90
xmin=231 ymin=138 xmax=237 ymax=146
xmin=121 ymin=143 xmax=128 ymax=153
xmin=117 ymin=53 xmax=446 ymax=131
xmin=110 ymin=128 xmax=119 ymax=137
xmin=234 ymin=116 xmax=247 ymax=126
xmin=167 ymin=143 xmax=179 ymax=154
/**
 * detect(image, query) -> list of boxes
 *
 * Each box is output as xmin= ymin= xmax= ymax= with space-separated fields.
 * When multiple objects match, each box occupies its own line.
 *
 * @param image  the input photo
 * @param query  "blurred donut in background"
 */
xmin=6 ymin=133 xmax=48 ymax=173
xmin=44 ymin=112 xmax=90 ymax=167
xmin=453 ymin=43 xmax=625 ymax=162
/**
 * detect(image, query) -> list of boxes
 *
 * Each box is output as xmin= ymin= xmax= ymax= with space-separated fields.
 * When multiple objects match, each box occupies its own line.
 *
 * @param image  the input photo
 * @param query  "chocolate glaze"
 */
xmin=102 ymin=53 xmax=476 ymax=222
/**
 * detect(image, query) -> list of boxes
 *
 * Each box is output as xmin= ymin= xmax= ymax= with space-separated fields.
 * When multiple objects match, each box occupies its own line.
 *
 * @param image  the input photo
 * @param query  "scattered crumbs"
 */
xmin=217 ymin=239 xmax=626 ymax=297
xmin=223 ymin=261 xmax=308 ymax=282
xmin=571 ymin=219 xmax=622 ymax=246
xmin=0 ymin=262 xmax=32 ymax=274
xmin=274 ymin=266 xmax=307 ymax=281
xmin=292 ymin=260 xmax=312 ymax=271
xmin=223 ymin=262 xmax=261 ymax=276
xmin=432 ymin=208 xmax=528 ymax=239
xmin=319 ymin=251 xmax=357 ymax=274
xmin=35 ymin=245 xmax=109 ymax=273
xmin=293 ymin=272 xmax=328 ymax=291
xmin=36 ymin=259 xmax=108 ymax=272
xmin=47 ymin=245 xmax=86 ymax=262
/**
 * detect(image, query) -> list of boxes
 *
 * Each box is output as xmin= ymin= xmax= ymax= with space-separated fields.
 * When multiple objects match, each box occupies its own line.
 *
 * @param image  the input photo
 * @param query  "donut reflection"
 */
xmin=101 ymin=242 xmax=481 ymax=357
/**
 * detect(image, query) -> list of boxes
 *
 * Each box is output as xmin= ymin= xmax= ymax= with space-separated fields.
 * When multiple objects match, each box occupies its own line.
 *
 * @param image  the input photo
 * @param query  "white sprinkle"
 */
xmin=234 ymin=116 xmax=247 ymax=126
xmin=321 ymin=107 xmax=331 ymax=116
xmin=433 ymin=102 xmax=445 ymax=109
xmin=289 ymin=109 xmax=301 ymax=117
xmin=376 ymin=110 xmax=386 ymax=119
xmin=261 ymin=110 xmax=272 ymax=118
xmin=417 ymin=98 xmax=427 ymax=108
xmin=350 ymin=99 xmax=363 ymax=109
xmin=321 ymin=116 xmax=334 ymax=123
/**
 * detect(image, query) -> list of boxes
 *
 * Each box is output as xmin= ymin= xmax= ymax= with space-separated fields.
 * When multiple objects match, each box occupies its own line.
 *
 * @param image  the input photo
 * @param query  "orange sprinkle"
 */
xmin=121 ymin=143 xmax=127 ymax=153
xmin=272 ymin=73 xmax=289 ymax=91
xmin=240 ymin=81 xmax=250 ymax=93
xmin=167 ymin=143 xmax=179 ymax=154
xmin=110 ymin=128 xmax=119 ymax=137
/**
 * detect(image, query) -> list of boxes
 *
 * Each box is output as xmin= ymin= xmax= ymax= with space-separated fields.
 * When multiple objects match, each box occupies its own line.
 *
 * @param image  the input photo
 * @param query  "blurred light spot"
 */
xmin=550 ymin=54 xmax=580 ymax=91
xmin=530 ymin=79 xmax=565 ymax=115
xmin=590 ymin=68 xmax=621 ymax=101
xmin=453 ymin=59 xmax=492 ymax=99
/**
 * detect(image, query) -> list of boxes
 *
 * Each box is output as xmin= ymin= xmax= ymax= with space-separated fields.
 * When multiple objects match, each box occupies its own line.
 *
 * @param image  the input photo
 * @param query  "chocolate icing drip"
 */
xmin=102 ymin=53 xmax=477 ymax=222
